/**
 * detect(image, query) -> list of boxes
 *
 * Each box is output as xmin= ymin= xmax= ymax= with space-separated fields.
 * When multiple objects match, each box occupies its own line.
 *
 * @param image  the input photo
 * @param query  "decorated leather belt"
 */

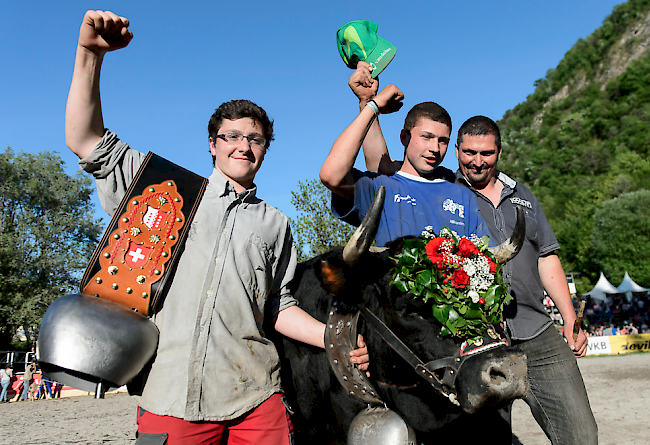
xmin=80 ymin=152 xmax=208 ymax=315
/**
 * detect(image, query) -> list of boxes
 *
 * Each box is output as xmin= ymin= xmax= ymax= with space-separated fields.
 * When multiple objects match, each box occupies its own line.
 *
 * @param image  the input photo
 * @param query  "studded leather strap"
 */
xmin=80 ymin=153 xmax=208 ymax=315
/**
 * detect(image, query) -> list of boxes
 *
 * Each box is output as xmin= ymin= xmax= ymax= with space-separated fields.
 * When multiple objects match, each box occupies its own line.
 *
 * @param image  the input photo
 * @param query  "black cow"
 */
xmin=277 ymin=189 xmax=528 ymax=444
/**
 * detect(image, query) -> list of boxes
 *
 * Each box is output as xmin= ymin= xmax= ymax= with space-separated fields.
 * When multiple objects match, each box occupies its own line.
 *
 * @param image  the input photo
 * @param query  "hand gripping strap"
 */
xmin=325 ymin=305 xmax=383 ymax=405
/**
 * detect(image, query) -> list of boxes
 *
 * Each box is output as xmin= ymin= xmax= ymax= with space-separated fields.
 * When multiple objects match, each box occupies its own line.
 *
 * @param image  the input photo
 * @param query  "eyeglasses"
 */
xmin=216 ymin=133 xmax=266 ymax=149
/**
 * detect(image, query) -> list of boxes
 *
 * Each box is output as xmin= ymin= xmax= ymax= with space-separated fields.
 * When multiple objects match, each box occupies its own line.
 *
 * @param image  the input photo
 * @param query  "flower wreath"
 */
xmin=390 ymin=226 xmax=511 ymax=343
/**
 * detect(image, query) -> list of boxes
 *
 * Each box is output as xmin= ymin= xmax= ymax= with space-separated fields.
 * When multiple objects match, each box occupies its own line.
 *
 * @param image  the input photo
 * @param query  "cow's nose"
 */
xmin=484 ymin=352 xmax=529 ymax=397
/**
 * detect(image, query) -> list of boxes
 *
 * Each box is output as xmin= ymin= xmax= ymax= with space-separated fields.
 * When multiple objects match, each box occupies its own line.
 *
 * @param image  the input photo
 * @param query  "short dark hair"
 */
xmin=208 ymin=100 xmax=274 ymax=165
xmin=403 ymin=102 xmax=452 ymax=133
xmin=457 ymin=115 xmax=501 ymax=150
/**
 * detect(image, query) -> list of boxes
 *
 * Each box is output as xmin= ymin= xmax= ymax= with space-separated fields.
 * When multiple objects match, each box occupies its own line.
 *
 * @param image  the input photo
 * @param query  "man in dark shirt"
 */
xmin=452 ymin=116 xmax=597 ymax=444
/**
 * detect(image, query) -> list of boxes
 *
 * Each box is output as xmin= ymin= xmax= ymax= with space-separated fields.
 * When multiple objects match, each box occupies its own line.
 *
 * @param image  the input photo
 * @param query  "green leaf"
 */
xmin=433 ymin=305 xmax=445 ymax=324
xmin=416 ymin=269 xmax=433 ymax=286
xmin=484 ymin=286 xmax=497 ymax=306
xmin=465 ymin=308 xmax=483 ymax=319
xmin=392 ymin=280 xmax=408 ymax=293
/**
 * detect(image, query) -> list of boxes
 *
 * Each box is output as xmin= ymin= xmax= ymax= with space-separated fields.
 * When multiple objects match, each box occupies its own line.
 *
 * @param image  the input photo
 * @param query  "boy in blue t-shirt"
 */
xmin=320 ymin=74 xmax=490 ymax=245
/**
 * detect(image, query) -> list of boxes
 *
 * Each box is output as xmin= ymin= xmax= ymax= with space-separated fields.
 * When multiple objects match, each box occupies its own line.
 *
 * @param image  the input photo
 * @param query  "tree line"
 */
xmin=0 ymin=148 xmax=102 ymax=349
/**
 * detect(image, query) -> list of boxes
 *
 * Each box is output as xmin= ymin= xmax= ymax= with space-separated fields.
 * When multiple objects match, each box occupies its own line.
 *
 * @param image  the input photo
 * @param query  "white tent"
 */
xmin=583 ymin=272 xmax=621 ymax=304
xmin=616 ymin=272 xmax=649 ymax=302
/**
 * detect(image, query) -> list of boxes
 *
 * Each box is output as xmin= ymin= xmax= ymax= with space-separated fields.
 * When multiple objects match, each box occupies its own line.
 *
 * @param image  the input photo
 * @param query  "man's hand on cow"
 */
xmin=373 ymin=84 xmax=404 ymax=115
xmin=565 ymin=324 xmax=588 ymax=358
xmin=349 ymin=334 xmax=370 ymax=377
xmin=349 ymin=62 xmax=379 ymax=104
xmin=79 ymin=10 xmax=133 ymax=55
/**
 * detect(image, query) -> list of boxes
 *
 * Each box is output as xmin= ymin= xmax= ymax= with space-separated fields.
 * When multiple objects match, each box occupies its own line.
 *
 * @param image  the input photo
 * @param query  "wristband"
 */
xmin=366 ymin=100 xmax=379 ymax=116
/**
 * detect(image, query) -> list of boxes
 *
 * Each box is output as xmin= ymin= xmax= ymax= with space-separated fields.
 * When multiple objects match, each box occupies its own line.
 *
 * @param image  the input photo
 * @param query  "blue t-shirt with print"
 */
xmin=333 ymin=170 xmax=491 ymax=247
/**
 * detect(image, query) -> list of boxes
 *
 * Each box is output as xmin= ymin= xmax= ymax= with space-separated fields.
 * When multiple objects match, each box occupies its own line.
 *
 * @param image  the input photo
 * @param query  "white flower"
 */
xmin=469 ymin=234 xmax=485 ymax=248
xmin=421 ymin=225 xmax=436 ymax=239
xmin=469 ymin=291 xmax=480 ymax=303
xmin=440 ymin=227 xmax=458 ymax=239
xmin=463 ymin=262 xmax=477 ymax=277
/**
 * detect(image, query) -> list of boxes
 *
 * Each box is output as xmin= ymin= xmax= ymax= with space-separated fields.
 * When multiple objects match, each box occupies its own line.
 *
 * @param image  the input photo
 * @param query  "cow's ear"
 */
xmin=315 ymin=259 xmax=347 ymax=295
xmin=385 ymin=236 xmax=411 ymax=257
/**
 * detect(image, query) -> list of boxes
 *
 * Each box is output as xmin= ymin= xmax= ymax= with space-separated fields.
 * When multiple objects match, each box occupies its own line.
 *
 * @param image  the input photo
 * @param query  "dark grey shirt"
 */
xmin=79 ymin=131 xmax=297 ymax=421
xmin=455 ymin=170 xmax=559 ymax=340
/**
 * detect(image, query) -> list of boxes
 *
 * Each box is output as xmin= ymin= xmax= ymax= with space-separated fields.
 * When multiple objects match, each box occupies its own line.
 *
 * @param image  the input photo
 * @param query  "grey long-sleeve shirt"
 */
xmin=79 ymin=131 xmax=297 ymax=421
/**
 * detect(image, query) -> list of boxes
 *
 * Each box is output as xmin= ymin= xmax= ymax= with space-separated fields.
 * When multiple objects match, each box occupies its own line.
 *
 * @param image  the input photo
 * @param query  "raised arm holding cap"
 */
xmin=320 ymin=84 xmax=404 ymax=199
xmin=338 ymin=21 xmax=399 ymax=176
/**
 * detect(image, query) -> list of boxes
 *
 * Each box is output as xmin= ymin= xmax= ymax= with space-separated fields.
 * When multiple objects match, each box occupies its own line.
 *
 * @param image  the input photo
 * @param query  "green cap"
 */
xmin=336 ymin=20 xmax=396 ymax=78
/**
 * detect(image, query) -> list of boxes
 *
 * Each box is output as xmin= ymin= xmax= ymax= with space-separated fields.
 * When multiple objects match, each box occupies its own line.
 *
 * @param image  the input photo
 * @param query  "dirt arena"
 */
xmin=0 ymin=353 xmax=648 ymax=444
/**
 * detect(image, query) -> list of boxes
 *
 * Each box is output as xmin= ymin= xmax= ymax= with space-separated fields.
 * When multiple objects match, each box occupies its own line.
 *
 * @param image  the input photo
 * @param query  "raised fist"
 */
xmin=78 ymin=10 xmax=133 ymax=55
xmin=373 ymin=84 xmax=404 ymax=115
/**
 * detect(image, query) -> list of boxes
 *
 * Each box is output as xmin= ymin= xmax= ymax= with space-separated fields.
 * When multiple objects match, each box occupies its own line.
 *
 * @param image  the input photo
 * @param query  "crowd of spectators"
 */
xmin=544 ymin=292 xmax=650 ymax=336
xmin=582 ymin=292 xmax=650 ymax=336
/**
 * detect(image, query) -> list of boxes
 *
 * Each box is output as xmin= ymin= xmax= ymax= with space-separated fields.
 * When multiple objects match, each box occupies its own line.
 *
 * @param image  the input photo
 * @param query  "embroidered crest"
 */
xmin=143 ymin=206 xmax=168 ymax=229
xmin=83 ymin=180 xmax=185 ymax=314
xmin=125 ymin=243 xmax=152 ymax=268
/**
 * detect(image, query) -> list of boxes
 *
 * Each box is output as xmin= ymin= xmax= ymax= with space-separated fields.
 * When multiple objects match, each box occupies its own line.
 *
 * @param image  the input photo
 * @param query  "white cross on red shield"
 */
xmin=125 ymin=242 xmax=152 ymax=268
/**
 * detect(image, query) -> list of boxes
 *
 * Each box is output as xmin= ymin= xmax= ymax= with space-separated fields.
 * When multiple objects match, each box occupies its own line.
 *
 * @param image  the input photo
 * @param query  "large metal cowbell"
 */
xmin=37 ymin=293 xmax=159 ymax=393
xmin=37 ymin=153 xmax=208 ymax=394
xmin=348 ymin=407 xmax=417 ymax=445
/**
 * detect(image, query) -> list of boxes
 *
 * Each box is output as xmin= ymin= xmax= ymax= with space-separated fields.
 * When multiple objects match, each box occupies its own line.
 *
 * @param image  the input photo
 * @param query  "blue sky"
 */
xmin=1 ymin=1 xmax=623 ymax=224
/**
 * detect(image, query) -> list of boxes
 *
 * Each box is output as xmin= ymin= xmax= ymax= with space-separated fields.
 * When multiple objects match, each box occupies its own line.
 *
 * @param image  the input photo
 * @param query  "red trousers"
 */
xmin=136 ymin=393 xmax=293 ymax=445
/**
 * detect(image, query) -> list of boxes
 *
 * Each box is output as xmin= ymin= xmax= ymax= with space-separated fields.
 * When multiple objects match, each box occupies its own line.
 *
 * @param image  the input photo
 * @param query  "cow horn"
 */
xmin=488 ymin=206 xmax=526 ymax=263
xmin=343 ymin=186 xmax=385 ymax=265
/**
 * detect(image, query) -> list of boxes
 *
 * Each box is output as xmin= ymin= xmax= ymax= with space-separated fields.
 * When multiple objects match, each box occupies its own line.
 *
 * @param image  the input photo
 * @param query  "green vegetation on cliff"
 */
xmin=498 ymin=0 xmax=650 ymax=290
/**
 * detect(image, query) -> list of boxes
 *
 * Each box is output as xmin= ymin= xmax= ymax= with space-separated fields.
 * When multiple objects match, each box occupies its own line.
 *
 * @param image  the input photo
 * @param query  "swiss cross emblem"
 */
xmin=125 ymin=242 xmax=152 ymax=268
xmin=143 ymin=206 xmax=168 ymax=229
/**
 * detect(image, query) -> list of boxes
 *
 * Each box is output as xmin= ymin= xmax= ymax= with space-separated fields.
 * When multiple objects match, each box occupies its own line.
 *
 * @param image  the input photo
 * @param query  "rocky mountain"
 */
xmin=498 ymin=0 xmax=650 ymax=290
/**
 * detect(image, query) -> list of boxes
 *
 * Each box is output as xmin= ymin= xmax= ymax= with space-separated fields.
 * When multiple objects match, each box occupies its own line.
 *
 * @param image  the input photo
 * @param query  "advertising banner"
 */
xmin=586 ymin=334 xmax=650 ymax=356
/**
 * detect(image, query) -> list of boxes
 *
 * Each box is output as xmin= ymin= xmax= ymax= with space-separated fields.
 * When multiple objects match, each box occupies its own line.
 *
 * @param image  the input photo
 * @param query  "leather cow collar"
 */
xmin=325 ymin=302 xmax=508 ymax=407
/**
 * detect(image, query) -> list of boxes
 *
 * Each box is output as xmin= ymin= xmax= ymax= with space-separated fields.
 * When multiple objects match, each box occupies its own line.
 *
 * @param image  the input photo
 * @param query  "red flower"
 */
xmin=487 ymin=258 xmax=497 ymax=274
xmin=451 ymin=268 xmax=470 ymax=289
xmin=457 ymin=238 xmax=479 ymax=258
xmin=425 ymin=238 xmax=446 ymax=265
xmin=479 ymin=298 xmax=486 ymax=305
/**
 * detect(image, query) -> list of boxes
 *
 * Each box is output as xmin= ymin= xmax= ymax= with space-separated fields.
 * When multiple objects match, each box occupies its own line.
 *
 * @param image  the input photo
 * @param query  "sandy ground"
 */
xmin=0 ymin=353 xmax=648 ymax=445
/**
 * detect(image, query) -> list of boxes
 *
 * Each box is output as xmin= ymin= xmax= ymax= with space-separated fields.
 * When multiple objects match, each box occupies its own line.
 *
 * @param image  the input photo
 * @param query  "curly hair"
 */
xmin=207 ymin=100 xmax=274 ymax=166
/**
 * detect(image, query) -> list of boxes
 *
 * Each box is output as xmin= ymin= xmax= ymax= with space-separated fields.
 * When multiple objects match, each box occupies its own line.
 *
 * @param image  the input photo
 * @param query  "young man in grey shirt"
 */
xmin=65 ymin=10 xmax=368 ymax=444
